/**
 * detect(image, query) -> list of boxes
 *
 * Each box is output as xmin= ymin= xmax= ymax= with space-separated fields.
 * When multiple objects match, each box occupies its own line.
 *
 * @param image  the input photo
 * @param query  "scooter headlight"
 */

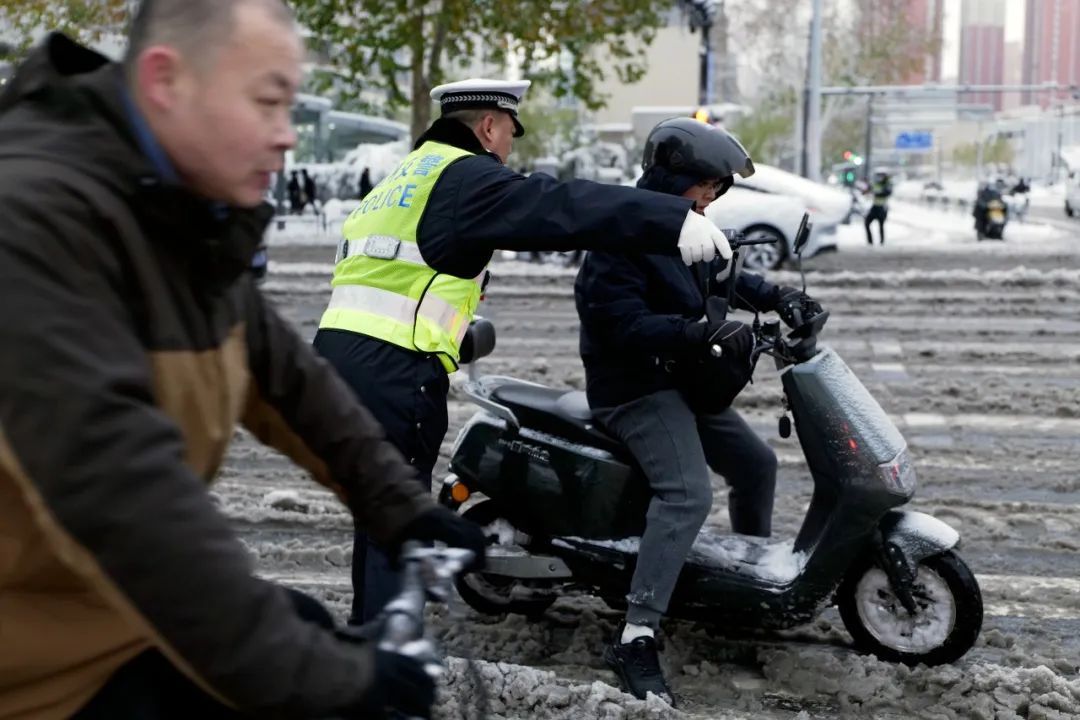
xmin=879 ymin=447 xmax=917 ymax=496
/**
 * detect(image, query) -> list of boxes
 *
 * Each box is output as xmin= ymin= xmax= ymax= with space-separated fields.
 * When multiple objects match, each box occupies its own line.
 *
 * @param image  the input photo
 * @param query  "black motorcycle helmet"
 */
xmin=641 ymin=117 xmax=755 ymax=196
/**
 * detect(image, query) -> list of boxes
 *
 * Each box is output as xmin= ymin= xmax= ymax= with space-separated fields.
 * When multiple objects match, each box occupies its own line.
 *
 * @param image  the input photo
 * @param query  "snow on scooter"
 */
xmin=440 ymin=215 xmax=983 ymax=666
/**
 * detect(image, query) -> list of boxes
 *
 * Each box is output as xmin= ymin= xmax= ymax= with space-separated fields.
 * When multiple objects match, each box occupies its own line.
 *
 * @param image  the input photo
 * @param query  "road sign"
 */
xmin=895 ymin=131 xmax=933 ymax=151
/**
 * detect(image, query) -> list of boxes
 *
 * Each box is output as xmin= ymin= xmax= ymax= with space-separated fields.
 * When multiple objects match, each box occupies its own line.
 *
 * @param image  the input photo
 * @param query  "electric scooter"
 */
xmin=440 ymin=216 xmax=983 ymax=666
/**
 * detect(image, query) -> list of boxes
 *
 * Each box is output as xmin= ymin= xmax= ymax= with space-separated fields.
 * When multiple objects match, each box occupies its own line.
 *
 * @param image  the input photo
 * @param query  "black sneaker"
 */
xmin=603 ymin=633 xmax=676 ymax=707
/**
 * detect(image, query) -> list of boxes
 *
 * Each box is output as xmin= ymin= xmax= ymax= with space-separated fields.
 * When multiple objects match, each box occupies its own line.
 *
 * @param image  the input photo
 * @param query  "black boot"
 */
xmin=603 ymin=629 xmax=675 ymax=706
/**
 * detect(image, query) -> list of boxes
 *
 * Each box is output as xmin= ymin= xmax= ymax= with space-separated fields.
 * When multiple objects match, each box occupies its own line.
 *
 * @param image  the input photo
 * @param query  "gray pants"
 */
xmin=593 ymin=390 xmax=777 ymax=629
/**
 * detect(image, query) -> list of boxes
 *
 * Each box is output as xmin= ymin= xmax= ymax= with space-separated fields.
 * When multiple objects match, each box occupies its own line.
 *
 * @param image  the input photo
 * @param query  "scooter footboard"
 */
xmin=879 ymin=510 xmax=960 ymax=574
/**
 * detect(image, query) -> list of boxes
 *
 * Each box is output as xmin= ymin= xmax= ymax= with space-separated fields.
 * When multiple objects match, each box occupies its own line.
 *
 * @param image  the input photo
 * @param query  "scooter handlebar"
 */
xmin=373 ymin=543 xmax=477 ymax=718
xmin=720 ymin=229 xmax=779 ymax=248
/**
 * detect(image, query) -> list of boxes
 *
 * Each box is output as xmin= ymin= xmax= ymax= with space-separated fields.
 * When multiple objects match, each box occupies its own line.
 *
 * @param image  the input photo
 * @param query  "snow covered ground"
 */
xmin=235 ymin=203 xmax=1080 ymax=719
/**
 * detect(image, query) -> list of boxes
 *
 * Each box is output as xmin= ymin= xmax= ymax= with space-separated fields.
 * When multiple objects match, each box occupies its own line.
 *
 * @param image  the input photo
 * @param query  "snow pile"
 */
xmin=263 ymin=489 xmax=307 ymax=512
xmin=758 ymin=648 xmax=1080 ymax=719
xmin=292 ymin=139 xmax=409 ymax=201
xmin=437 ymin=659 xmax=688 ymax=720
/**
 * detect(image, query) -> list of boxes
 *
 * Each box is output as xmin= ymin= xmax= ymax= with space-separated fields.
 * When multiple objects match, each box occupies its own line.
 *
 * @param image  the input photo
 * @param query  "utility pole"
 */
xmin=685 ymin=1 xmax=715 ymax=106
xmin=864 ymin=95 xmax=874 ymax=181
xmin=701 ymin=16 xmax=714 ymax=105
xmin=805 ymin=0 xmax=824 ymax=181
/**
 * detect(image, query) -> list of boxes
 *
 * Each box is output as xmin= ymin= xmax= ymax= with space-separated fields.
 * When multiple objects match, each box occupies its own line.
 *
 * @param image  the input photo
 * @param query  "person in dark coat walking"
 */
xmin=301 ymin=167 xmax=317 ymax=211
xmin=358 ymin=166 xmax=373 ymax=198
xmin=575 ymin=118 xmax=825 ymax=706
xmin=287 ymin=169 xmax=302 ymax=213
xmin=313 ymin=78 xmax=734 ymax=627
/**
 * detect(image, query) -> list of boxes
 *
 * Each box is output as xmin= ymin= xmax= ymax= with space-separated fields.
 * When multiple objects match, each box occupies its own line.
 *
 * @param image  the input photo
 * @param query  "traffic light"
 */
xmin=843 ymin=150 xmax=853 ymax=160
xmin=838 ymin=163 xmax=857 ymax=186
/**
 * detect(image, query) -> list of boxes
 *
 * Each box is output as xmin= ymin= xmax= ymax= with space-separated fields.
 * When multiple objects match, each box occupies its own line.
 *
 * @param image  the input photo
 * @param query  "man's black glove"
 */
xmin=775 ymin=287 xmax=824 ymax=329
xmin=684 ymin=319 xmax=754 ymax=365
xmin=353 ymin=649 xmax=436 ymax=719
xmin=395 ymin=506 xmax=486 ymax=571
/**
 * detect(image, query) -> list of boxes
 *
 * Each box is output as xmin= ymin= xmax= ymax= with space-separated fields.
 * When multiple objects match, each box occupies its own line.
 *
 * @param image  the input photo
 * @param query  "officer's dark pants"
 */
xmin=313 ymin=329 xmax=449 ymax=624
xmin=73 ymin=590 xmax=334 ymax=719
xmin=865 ymin=205 xmax=887 ymax=245
xmin=592 ymin=390 xmax=777 ymax=630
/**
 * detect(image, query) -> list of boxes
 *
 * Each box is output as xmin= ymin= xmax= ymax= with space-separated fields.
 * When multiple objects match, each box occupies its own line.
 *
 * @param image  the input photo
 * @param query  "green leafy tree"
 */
xmin=287 ymin=0 xmax=669 ymax=142
xmin=509 ymin=101 xmax=580 ymax=168
xmin=730 ymin=90 xmax=796 ymax=166
xmin=0 ymin=0 xmax=130 ymax=61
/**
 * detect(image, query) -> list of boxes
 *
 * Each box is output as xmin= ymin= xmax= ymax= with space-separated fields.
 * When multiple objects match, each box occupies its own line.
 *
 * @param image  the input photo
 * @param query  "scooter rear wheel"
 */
xmin=455 ymin=501 xmax=558 ymax=618
xmin=838 ymin=550 xmax=982 ymax=666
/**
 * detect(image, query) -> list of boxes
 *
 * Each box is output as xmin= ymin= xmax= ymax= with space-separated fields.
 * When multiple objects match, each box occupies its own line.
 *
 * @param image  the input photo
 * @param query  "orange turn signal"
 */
xmin=450 ymin=482 xmax=471 ymax=504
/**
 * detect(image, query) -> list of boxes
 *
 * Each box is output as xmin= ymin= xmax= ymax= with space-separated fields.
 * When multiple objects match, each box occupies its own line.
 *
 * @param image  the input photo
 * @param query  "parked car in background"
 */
xmin=1066 ymin=171 xmax=1080 ymax=218
xmin=708 ymin=162 xmax=842 ymax=269
xmin=738 ymin=164 xmax=852 ymax=224
xmin=706 ymin=185 xmax=834 ymax=272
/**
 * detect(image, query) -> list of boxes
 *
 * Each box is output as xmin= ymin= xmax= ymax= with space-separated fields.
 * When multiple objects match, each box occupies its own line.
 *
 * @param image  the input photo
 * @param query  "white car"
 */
xmin=706 ymin=185 xmax=833 ymax=272
xmin=1066 ymin=172 xmax=1080 ymax=218
xmin=737 ymin=164 xmax=852 ymax=223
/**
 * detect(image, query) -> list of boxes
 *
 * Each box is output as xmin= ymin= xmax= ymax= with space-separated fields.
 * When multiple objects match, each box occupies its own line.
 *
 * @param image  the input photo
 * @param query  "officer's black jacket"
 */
xmin=414 ymin=118 xmax=692 ymax=278
xmin=575 ymin=247 xmax=782 ymax=410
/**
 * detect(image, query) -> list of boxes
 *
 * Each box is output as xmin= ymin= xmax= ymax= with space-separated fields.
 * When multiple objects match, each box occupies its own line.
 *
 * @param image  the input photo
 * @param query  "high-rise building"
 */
xmin=1022 ymin=0 xmax=1080 ymax=108
xmin=959 ymin=0 xmax=1007 ymax=111
xmin=1002 ymin=41 xmax=1025 ymax=110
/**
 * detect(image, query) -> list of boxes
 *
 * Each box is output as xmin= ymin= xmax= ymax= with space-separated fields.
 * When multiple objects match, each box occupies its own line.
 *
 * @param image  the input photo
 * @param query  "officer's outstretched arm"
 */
xmin=444 ymin=158 xmax=694 ymax=256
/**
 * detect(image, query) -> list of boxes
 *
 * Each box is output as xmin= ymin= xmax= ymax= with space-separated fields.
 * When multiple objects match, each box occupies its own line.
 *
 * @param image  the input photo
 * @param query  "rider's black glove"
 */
xmin=775 ymin=287 xmax=823 ymax=329
xmin=352 ymin=649 xmax=436 ymax=719
xmin=394 ymin=506 xmax=486 ymax=571
xmin=684 ymin=319 xmax=755 ymax=365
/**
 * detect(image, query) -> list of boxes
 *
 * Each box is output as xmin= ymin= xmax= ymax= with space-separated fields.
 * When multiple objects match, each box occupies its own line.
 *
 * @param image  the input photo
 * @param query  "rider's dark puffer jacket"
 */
xmin=575 ymin=168 xmax=783 ymax=410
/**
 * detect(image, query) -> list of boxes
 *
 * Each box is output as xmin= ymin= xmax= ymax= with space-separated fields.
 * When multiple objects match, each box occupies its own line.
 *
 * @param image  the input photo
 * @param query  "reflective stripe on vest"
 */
xmin=318 ymin=141 xmax=481 ymax=372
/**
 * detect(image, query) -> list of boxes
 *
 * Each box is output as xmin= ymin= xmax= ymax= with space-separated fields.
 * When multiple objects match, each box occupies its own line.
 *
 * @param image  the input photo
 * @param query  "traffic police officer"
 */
xmin=864 ymin=170 xmax=892 ymax=245
xmin=314 ymin=78 xmax=735 ymax=624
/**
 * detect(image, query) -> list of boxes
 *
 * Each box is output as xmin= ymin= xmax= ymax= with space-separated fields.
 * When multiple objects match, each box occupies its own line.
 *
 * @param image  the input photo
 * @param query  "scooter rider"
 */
xmin=973 ymin=178 xmax=1007 ymax=230
xmin=574 ymin=117 xmax=824 ymax=705
xmin=314 ymin=79 xmax=733 ymax=627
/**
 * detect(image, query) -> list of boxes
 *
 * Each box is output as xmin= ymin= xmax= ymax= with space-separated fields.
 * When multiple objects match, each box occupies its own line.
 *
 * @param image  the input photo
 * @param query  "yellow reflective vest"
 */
xmin=318 ymin=141 xmax=485 ymax=372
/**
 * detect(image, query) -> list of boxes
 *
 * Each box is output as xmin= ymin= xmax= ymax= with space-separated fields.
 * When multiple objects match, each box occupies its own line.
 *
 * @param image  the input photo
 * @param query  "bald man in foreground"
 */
xmin=0 ymin=1 xmax=483 ymax=717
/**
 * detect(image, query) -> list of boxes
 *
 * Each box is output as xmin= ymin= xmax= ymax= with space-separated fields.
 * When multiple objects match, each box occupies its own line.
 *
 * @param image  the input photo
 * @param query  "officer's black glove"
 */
xmin=775 ymin=287 xmax=824 ymax=329
xmin=395 ymin=506 xmax=486 ymax=571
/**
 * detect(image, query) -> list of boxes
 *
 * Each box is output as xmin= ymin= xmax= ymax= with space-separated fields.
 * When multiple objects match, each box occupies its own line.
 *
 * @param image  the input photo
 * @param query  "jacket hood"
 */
xmin=0 ymin=33 xmax=158 ymax=194
xmin=0 ymin=34 xmax=273 ymax=292
xmin=636 ymin=165 xmax=699 ymax=197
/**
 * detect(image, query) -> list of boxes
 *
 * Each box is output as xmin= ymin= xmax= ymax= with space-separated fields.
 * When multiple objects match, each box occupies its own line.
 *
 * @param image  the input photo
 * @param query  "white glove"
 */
xmin=677 ymin=210 xmax=732 ymax=265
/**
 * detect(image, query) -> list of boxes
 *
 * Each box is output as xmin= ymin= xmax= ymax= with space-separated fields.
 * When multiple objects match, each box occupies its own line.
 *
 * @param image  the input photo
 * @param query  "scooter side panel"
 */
xmin=448 ymin=412 xmax=651 ymax=539
xmin=784 ymin=347 xmax=907 ymax=474
xmin=781 ymin=348 xmax=911 ymax=582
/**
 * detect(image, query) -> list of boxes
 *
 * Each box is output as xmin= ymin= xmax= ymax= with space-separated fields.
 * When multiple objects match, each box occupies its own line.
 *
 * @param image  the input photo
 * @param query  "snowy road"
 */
xmin=218 ymin=210 xmax=1080 ymax=719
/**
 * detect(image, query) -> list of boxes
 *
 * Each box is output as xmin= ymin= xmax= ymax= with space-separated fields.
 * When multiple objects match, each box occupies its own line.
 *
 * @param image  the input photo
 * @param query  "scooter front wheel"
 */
xmin=455 ymin=501 xmax=558 ymax=618
xmin=837 ymin=551 xmax=982 ymax=666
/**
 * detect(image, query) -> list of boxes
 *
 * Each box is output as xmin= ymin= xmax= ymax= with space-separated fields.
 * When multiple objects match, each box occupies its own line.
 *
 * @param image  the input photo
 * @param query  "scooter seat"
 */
xmin=489 ymin=384 xmax=625 ymax=455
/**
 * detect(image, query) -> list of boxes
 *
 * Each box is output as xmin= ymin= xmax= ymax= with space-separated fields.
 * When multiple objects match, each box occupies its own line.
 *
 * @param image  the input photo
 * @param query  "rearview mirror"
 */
xmin=459 ymin=318 xmax=496 ymax=365
xmin=793 ymin=213 xmax=813 ymax=257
